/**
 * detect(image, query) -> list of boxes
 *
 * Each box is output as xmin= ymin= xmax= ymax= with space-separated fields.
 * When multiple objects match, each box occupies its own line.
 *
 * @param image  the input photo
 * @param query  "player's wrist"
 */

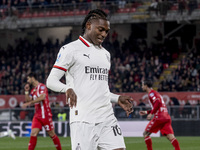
xmin=25 ymin=91 xmax=29 ymax=95
xmin=110 ymin=93 xmax=120 ymax=103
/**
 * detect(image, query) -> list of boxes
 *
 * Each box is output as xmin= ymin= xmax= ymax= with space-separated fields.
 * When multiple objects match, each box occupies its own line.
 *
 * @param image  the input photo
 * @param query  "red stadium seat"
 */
xmin=38 ymin=12 xmax=45 ymax=17
xmin=56 ymin=11 xmax=62 ymax=16
xmin=32 ymin=12 xmax=38 ymax=18
xmin=45 ymin=11 xmax=50 ymax=17
xmin=171 ymin=4 xmax=178 ymax=10
xmin=50 ymin=11 xmax=56 ymax=17
xmin=117 ymin=8 xmax=130 ymax=13
xmin=130 ymin=8 xmax=136 ymax=12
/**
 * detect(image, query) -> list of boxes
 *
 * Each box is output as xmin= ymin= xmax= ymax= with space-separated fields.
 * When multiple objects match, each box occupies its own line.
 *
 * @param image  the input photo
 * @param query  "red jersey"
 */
xmin=148 ymin=89 xmax=170 ymax=119
xmin=30 ymin=83 xmax=52 ymax=118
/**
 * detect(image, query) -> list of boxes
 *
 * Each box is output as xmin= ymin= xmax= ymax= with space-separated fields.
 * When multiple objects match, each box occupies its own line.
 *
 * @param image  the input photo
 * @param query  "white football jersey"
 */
xmin=53 ymin=36 xmax=115 ymax=123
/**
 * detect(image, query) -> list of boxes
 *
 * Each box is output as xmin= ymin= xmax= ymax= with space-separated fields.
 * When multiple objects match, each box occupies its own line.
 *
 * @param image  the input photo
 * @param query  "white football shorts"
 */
xmin=70 ymin=118 xmax=126 ymax=150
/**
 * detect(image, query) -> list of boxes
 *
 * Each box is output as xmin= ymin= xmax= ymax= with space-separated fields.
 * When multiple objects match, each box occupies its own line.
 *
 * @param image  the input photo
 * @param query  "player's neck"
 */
xmin=147 ymin=88 xmax=152 ymax=93
xmin=33 ymin=81 xmax=39 ymax=88
xmin=82 ymin=35 xmax=92 ymax=44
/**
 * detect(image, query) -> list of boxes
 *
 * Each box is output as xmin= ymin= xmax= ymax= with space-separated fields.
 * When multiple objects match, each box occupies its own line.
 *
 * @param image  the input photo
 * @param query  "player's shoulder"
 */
xmin=101 ymin=46 xmax=111 ymax=56
xmin=60 ymin=40 xmax=77 ymax=50
xmin=59 ymin=39 xmax=81 ymax=53
xmin=149 ymin=89 xmax=156 ymax=97
xmin=39 ymin=83 xmax=46 ymax=90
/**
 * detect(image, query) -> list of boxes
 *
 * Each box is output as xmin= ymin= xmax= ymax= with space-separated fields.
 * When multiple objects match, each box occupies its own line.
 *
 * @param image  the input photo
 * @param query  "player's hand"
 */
xmin=139 ymin=111 xmax=147 ymax=116
xmin=24 ymin=83 xmax=30 ymax=91
xmin=118 ymin=95 xmax=134 ymax=116
xmin=147 ymin=113 xmax=153 ymax=120
xmin=66 ymin=88 xmax=77 ymax=109
xmin=22 ymin=101 xmax=32 ymax=108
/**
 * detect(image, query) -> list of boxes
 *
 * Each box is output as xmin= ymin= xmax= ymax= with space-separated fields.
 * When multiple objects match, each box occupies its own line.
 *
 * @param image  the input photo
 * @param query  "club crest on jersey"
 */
xmin=150 ymin=93 xmax=154 ymax=97
xmin=75 ymin=110 xmax=78 ymax=115
xmin=41 ymin=86 xmax=45 ymax=89
xmin=56 ymin=53 xmax=61 ymax=62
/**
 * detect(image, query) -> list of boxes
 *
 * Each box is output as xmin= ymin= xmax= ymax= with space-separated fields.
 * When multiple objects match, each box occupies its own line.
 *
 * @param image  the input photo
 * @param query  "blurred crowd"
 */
xmin=148 ymin=0 xmax=199 ymax=16
xmin=1 ymin=27 xmax=200 ymax=95
xmin=158 ymin=50 xmax=200 ymax=91
xmin=0 ymin=0 xmax=137 ymax=13
xmin=0 ymin=0 xmax=200 ymax=20
xmin=0 ymin=0 xmax=142 ymax=19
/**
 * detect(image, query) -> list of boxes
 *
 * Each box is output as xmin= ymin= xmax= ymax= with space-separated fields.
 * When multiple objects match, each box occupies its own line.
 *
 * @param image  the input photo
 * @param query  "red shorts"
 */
xmin=32 ymin=115 xmax=54 ymax=131
xmin=145 ymin=118 xmax=174 ymax=136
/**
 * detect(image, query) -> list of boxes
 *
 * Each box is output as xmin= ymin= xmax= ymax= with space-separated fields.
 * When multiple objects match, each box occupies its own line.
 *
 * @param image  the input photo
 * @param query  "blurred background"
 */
xmin=0 ymin=0 xmax=200 ymax=137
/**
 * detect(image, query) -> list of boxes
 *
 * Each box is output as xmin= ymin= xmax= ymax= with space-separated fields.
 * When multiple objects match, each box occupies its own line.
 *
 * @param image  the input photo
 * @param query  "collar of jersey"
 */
xmin=79 ymin=36 xmax=92 ymax=47
xmin=79 ymin=36 xmax=102 ymax=49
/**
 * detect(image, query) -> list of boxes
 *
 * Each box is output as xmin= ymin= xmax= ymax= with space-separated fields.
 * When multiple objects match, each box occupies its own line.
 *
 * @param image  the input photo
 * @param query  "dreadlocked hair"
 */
xmin=81 ymin=9 xmax=108 ymax=35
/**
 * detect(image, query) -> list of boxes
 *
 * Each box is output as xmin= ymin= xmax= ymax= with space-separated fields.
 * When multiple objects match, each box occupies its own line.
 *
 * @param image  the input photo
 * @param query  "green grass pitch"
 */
xmin=0 ymin=136 xmax=199 ymax=150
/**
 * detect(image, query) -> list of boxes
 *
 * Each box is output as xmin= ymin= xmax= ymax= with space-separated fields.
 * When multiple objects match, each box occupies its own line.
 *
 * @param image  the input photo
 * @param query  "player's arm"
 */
xmin=46 ymin=68 xmax=77 ymax=108
xmin=31 ymin=93 xmax=46 ymax=104
xmin=110 ymin=93 xmax=134 ymax=116
xmin=46 ymin=68 xmax=73 ymax=92
xmin=146 ymin=99 xmax=161 ymax=120
xmin=24 ymin=83 xmax=32 ymax=102
xmin=22 ymin=93 xmax=46 ymax=108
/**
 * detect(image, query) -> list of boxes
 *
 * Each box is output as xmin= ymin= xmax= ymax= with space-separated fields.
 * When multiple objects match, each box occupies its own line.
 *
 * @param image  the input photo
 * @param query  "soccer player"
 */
xmin=139 ymin=79 xmax=181 ymax=150
xmin=0 ymin=129 xmax=16 ymax=139
xmin=22 ymin=73 xmax=62 ymax=150
xmin=46 ymin=9 xmax=133 ymax=150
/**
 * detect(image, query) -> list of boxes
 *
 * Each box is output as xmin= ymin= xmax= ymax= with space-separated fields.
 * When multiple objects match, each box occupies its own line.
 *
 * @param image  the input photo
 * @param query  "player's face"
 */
xmin=27 ymin=76 xmax=33 ymax=85
xmin=86 ymin=19 xmax=110 ymax=46
xmin=142 ymin=82 xmax=147 ymax=91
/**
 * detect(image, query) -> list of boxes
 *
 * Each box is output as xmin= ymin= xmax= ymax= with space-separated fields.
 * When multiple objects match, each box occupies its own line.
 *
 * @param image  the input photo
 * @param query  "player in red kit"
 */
xmin=22 ymin=73 xmax=62 ymax=150
xmin=139 ymin=79 xmax=180 ymax=150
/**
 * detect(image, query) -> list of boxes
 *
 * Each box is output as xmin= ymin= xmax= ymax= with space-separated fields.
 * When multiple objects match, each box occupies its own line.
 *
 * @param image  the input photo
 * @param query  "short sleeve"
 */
xmin=53 ymin=45 xmax=74 ymax=71
xmin=39 ymin=85 xmax=46 ymax=95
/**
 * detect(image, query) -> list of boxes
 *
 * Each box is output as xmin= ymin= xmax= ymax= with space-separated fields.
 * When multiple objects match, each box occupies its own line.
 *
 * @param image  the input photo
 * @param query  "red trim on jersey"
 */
xmin=53 ymin=65 xmax=67 ymax=72
xmin=79 ymin=36 xmax=90 ymax=47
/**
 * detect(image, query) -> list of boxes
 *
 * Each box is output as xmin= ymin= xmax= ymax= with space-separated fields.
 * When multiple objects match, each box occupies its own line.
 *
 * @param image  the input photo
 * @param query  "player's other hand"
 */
xmin=22 ymin=101 xmax=32 ymax=108
xmin=66 ymin=88 xmax=77 ymax=109
xmin=146 ymin=113 xmax=153 ymax=120
xmin=24 ymin=83 xmax=30 ymax=91
xmin=118 ymin=96 xmax=134 ymax=117
xmin=139 ymin=111 xmax=147 ymax=116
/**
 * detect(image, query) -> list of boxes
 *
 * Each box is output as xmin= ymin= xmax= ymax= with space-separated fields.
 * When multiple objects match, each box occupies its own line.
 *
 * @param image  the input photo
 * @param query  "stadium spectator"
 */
xmin=183 ymin=100 xmax=192 ymax=118
xmin=154 ymin=30 xmax=163 ymax=42
xmin=53 ymin=102 xmax=61 ymax=121
xmin=139 ymin=79 xmax=181 ymax=150
xmin=138 ymin=99 xmax=146 ymax=107
xmin=13 ymin=102 xmax=21 ymax=120
xmin=188 ymin=0 xmax=198 ymax=15
xmin=22 ymin=73 xmax=62 ymax=150
xmin=170 ymin=97 xmax=180 ymax=118
xmin=157 ymin=0 xmax=171 ymax=18
xmin=147 ymin=0 xmax=158 ymax=15
xmin=46 ymin=9 xmax=133 ymax=150
xmin=19 ymin=108 xmax=28 ymax=120
xmin=57 ymin=110 xmax=67 ymax=121
xmin=178 ymin=0 xmax=186 ymax=15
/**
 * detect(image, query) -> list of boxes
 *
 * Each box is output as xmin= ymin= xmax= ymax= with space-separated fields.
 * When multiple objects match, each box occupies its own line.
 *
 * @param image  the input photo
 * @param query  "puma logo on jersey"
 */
xmin=83 ymin=54 xmax=90 ymax=59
